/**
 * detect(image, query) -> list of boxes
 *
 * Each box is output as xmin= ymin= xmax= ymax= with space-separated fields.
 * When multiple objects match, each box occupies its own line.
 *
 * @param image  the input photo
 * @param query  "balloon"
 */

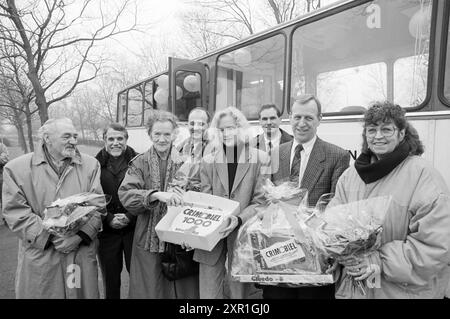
xmin=409 ymin=8 xmax=431 ymax=40
xmin=233 ymin=48 xmax=252 ymax=67
xmin=154 ymin=88 xmax=168 ymax=105
xmin=176 ymin=85 xmax=183 ymax=100
xmin=156 ymin=74 xmax=169 ymax=90
xmin=183 ymin=74 xmax=201 ymax=92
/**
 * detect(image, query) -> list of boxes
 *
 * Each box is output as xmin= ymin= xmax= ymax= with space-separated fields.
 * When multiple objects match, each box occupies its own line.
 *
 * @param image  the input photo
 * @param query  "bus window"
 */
xmin=127 ymin=85 xmax=143 ymax=127
xmin=174 ymin=71 xmax=202 ymax=121
xmin=154 ymin=74 xmax=170 ymax=112
xmin=443 ymin=8 xmax=450 ymax=103
xmin=216 ymin=34 xmax=285 ymax=119
xmin=394 ymin=55 xmax=428 ymax=107
xmin=291 ymin=0 xmax=432 ymax=112
xmin=317 ymin=62 xmax=387 ymax=112
xmin=118 ymin=92 xmax=127 ymax=125
xmin=143 ymin=80 xmax=154 ymax=124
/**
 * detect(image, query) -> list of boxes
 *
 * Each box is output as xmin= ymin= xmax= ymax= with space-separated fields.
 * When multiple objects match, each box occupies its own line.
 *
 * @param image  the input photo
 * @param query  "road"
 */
xmin=0 ymin=223 xmax=129 ymax=299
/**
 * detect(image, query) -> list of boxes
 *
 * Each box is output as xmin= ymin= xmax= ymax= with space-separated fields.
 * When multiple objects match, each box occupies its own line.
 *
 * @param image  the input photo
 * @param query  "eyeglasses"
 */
xmin=365 ymin=126 xmax=397 ymax=138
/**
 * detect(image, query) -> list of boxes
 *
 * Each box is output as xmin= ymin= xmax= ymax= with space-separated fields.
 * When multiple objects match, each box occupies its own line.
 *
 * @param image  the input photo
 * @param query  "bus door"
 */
xmin=168 ymin=57 xmax=208 ymax=146
xmin=168 ymin=57 xmax=208 ymax=121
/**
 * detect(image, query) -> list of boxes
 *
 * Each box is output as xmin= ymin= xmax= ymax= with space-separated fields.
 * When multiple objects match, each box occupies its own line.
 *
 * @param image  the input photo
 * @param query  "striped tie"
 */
xmin=290 ymin=144 xmax=303 ymax=185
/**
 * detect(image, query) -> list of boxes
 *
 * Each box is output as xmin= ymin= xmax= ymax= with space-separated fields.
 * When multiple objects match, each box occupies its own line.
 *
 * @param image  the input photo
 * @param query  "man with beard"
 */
xmin=1 ymin=118 xmax=103 ymax=298
xmin=95 ymin=123 xmax=137 ymax=299
xmin=253 ymin=104 xmax=292 ymax=157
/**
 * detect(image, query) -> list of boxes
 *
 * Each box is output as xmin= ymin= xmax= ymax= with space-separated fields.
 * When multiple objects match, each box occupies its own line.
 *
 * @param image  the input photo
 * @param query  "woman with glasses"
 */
xmin=329 ymin=101 xmax=450 ymax=298
xmin=118 ymin=111 xmax=199 ymax=299
xmin=193 ymin=106 xmax=270 ymax=299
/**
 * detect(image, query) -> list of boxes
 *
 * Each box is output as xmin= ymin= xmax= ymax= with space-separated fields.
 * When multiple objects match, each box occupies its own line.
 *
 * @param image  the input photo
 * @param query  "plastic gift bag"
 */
xmin=169 ymin=157 xmax=201 ymax=192
xmin=42 ymin=192 xmax=107 ymax=237
xmin=230 ymin=180 xmax=334 ymax=286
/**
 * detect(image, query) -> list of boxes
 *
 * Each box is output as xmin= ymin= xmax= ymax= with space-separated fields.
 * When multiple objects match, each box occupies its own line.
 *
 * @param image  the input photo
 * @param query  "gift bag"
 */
xmin=42 ymin=192 xmax=108 ymax=237
xmin=230 ymin=180 xmax=334 ymax=287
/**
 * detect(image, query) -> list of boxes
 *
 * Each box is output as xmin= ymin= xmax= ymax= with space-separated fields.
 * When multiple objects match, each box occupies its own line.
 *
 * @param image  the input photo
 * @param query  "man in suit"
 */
xmin=266 ymin=94 xmax=350 ymax=299
xmin=253 ymin=104 xmax=292 ymax=156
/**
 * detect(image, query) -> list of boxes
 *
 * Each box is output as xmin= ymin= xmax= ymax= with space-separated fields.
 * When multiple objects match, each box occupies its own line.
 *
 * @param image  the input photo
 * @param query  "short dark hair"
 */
xmin=103 ymin=123 xmax=128 ymax=140
xmin=188 ymin=107 xmax=211 ymax=123
xmin=146 ymin=110 xmax=178 ymax=135
xmin=258 ymin=104 xmax=281 ymax=118
xmin=292 ymin=94 xmax=322 ymax=117
xmin=362 ymin=101 xmax=424 ymax=155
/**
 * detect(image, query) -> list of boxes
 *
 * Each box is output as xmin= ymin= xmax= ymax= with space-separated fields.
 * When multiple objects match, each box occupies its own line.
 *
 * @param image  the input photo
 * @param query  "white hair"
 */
xmin=38 ymin=117 xmax=74 ymax=140
xmin=208 ymin=106 xmax=251 ymax=146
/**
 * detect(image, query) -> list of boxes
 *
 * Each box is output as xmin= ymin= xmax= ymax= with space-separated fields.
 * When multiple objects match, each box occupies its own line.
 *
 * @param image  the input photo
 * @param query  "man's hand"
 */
xmin=109 ymin=215 xmax=128 ymax=229
xmin=53 ymin=235 xmax=82 ymax=254
xmin=219 ymin=215 xmax=239 ymax=238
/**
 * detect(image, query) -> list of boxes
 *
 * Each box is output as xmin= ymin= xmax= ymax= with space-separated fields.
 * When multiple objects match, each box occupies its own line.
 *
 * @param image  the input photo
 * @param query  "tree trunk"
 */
xmin=25 ymin=111 xmax=34 ymax=152
xmin=14 ymin=118 xmax=28 ymax=153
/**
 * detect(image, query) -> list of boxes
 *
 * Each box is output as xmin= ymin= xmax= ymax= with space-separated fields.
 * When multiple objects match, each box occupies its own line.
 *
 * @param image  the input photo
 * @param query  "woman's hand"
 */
xmin=219 ymin=215 xmax=239 ymax=238
xmin=340 ymin=255 xmax=376 ymax=281
xmin=153 ymin=191 xmax=184 ymax=206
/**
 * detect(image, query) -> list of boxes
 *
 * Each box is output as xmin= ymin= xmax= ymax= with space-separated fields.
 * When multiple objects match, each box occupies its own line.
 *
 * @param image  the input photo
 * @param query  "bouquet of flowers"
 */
xmin=304 ymin=196 xmax=392 ymax=297
xmin=42 ymin=192 xmax=107 ymax=237
xmin=230 ymin=180 xmax=334 ymax=286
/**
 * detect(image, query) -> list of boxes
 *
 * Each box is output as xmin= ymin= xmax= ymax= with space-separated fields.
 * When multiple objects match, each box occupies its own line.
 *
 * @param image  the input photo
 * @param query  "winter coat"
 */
xmin=331 ymin=156 xmax=450 ymax=299
xmin=95 ymin=146 xmax=138 ymax=234
xmin=1 ymin=142 xmax=103 ymax=299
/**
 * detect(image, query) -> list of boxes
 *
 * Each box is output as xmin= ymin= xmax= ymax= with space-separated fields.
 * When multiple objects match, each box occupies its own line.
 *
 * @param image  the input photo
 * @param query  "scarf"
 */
xmin=144 ymin=145 xmax=184 ymax=253
xmin=354 ymin=141 xmax=410 ymax=184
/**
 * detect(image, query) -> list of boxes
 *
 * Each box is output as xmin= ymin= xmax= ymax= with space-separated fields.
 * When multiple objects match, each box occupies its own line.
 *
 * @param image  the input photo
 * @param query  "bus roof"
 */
xmin=118 ymin=0 xmax=357 ymax=93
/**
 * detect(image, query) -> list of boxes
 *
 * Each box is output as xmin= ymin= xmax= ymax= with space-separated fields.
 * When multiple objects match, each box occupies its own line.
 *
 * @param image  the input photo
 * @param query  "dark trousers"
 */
xmin=262 ymin=284 xmax=335 ymax=299
xmin=98 ymin=230 xmax=134 ymax=299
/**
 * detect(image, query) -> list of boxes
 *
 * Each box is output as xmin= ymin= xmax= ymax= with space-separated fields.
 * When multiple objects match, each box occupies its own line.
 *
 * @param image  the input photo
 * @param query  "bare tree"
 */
xmin=0 ymin=40 xmax=38 ymax=151
xmin=0 ymin=0 xmax=138 ymax=124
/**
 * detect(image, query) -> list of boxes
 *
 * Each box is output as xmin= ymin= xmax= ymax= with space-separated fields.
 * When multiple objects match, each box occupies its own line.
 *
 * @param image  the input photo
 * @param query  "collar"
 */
xmin=354 ymin=141 xmax=410 ymax=184
xmin=32 ymin=141 xmax=82 ymax=166
xmin=264 ymin=129 xmax=281 ymax=143
xmin=95 ymin=146 xmax=137 ymax=167
xmin=292 ymin=135 xmax=317 ymax=155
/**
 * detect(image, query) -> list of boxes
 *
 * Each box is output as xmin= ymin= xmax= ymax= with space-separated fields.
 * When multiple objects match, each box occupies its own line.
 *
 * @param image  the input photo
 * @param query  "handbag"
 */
xmin=160 ymin=242 xmax=199 ymax=281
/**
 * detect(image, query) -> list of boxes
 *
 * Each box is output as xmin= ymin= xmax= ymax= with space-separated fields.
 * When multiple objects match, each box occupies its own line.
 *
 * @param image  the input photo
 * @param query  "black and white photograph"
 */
xmin=1 ymin=0 xmax=450 ymax=306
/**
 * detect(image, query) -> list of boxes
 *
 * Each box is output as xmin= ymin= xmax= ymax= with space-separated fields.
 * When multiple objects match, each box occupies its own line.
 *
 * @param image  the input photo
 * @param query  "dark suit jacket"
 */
xmin=271 ymin=137 xmax=350 ymax=206
xmin=253 ymin=129 xmax=293 ymax=152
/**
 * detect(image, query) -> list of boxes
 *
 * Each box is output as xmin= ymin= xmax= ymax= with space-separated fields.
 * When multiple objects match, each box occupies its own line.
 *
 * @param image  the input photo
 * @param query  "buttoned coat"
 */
xmin=271 ymin=137 xmax=350 ymax=206
xmin=1 ymin=143 xmax=103 ymax=298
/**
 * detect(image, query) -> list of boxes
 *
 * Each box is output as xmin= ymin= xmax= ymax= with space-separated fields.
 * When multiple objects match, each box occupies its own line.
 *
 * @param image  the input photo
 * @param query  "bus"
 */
xmin=116 ymin=0 xmax=450 ymax=187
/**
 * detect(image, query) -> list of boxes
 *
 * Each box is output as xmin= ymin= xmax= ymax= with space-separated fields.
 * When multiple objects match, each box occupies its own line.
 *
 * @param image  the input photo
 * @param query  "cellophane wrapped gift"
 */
xmin=42 ymin=192 xmax=107 ymax=237
xmin=169 ymin=157 xmax=201 ymax=192
xmin=304 ymin=196 xmax=393 ymax=298
xmin=230 ymin=180 xmax=334 ymax=287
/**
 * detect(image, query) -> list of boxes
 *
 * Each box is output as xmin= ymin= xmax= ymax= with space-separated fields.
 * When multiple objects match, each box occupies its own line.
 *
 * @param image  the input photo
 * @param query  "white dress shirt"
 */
xmin=263 ymin=130 xmax=281 ymax=153
xmin=289 ymin=135 xmax=317 ymax=186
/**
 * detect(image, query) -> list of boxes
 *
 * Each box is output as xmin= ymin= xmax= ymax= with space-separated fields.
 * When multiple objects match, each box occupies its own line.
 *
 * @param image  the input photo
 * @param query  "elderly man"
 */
xmin=1 ymin=118 xmax=103 ymax=299
xmin=253 ymin=104 xmax=292 ymax=156
xmin=95 ymin=123 xmax=137 ymax=299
